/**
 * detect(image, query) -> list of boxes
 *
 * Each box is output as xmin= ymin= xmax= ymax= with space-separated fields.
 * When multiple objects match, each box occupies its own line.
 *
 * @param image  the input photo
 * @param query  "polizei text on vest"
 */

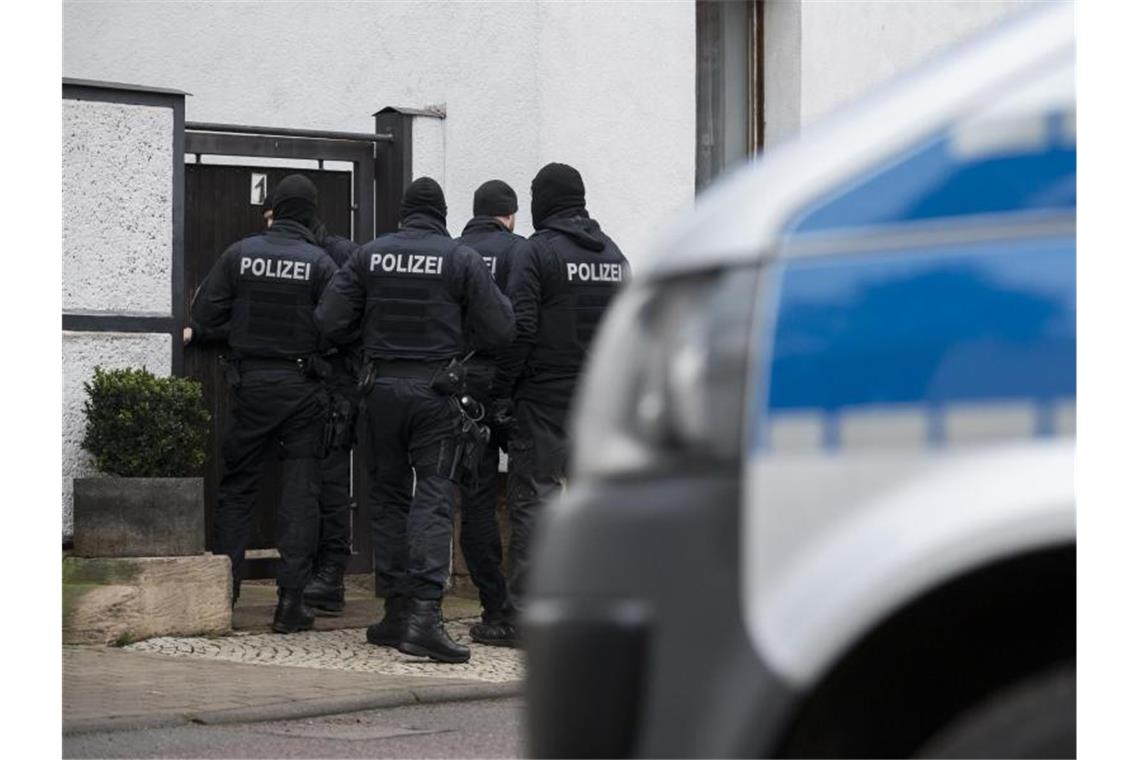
xmin=566 ymin=262 xmax=624 ymax=283
xmin=370 ymin=252 xmax=444 ymax=276
xmin=240 ymin=256 xmax=312 ymax=281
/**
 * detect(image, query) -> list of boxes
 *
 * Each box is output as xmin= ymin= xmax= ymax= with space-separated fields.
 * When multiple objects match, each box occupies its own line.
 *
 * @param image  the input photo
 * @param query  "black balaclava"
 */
xmin=531 ymin=162 xmax=586 ymax=227
xmin=271 ymin=174 xmax=318 ymax=228
xmin=400 ymin=177 xmax=447 ymax=223
xmin=472 ymin=179 xmax=518 ymax=218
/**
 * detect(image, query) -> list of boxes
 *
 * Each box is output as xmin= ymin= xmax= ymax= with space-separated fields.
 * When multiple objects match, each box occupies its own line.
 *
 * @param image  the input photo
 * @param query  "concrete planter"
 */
xmin=72 ymin=477 xmax=205 ymax=558
xmin=66 ymin=477 xmax=230 ymax=644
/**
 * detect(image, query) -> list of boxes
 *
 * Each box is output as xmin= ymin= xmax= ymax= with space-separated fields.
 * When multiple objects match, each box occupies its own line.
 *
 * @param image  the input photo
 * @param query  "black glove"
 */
xmin=491 ymin=398 xmax=515 ymax=428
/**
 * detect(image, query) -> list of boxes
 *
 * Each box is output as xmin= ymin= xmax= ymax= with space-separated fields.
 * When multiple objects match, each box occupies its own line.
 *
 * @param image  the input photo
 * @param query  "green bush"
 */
xmin=81 ymin=367 xmax=211 ymax=478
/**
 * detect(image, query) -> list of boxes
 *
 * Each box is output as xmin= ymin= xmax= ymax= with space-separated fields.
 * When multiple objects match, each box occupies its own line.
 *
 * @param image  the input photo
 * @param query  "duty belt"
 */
xmin=370 ymin=359 xmax=445 ymax=381
xmin=239 ymin=356 xmax=307 ymax=372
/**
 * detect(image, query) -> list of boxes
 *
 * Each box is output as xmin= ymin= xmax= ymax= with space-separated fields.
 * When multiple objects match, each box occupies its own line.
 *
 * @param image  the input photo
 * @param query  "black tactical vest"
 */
xmin=227 ymin=229 xmax=329 ymax=359
xmin=528 ymin=230 xmax=628 ymax=376
xmin=361 ymin=230 xmax=465 ymax=361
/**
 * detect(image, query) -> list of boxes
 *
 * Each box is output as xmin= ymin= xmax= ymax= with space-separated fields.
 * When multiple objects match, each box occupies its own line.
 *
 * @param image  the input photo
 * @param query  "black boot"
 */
xmin=272 ymin=587 xmax=315 ymax=634
xmin=366 ymin=595 xmax=408 ymax=648
xmin=303 ymin=563 xmax=346 ymax=615
xmin=398 ymin=598 xmax=471 ymax=663
xmin=470 ymin=615 xmax=520 ymax=648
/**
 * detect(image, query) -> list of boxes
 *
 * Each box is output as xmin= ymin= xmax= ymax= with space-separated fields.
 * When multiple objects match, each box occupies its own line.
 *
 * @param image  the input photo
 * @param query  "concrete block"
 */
xmin=63 ymin=554 xmax=231 ymax=645
xmin=73 ymin=477 xmax=204 ymax=557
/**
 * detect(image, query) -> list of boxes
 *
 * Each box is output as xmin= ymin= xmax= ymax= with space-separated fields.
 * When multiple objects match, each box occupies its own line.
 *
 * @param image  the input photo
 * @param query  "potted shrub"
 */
xmin=73 ymin=367 xmax=211 ymax=557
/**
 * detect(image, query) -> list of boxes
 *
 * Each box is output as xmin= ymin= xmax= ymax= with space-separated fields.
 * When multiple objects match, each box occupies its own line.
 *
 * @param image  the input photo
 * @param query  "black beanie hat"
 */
xmin=472 ymin=179 xmax=518 ymax=218
xmin=531 ymin=162 xmax=585 ymax=226
xmin=400 ymin=176 xmax=447 ymax=223
xmin=271 ymin=174 xmax=318 ymax=226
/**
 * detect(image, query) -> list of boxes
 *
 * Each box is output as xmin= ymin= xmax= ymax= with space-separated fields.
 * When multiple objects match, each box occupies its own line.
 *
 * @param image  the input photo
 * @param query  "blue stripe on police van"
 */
xmin=753 ymin=234 xmax=1074 ymax=453
xmin=786 ymin=109 xmax=1075 ymax=234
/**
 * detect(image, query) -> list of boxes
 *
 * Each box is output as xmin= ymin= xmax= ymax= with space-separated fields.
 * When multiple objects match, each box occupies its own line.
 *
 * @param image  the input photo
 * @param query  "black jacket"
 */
xmin=315 ymin=228 xmax=363 ymax=376
xmin=314 ymin=223 xmax=360 ymax=268
xmin=315 ymin=213 xmax=515 ymax=363
xmin=457 ymin=216 xmax=525 ymax=391
xmin=457 ymin=216 xmax=525 ymax=292
xmin=190 ymin=219 xmax=339 ymax=360
xmin=495 ymin=209 xmax=630 ymax=407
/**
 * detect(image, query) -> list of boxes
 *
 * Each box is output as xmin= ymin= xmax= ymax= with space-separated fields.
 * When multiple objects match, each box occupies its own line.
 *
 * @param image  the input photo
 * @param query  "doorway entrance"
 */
xmin=181 ymin=123 xmax=387 ymax=580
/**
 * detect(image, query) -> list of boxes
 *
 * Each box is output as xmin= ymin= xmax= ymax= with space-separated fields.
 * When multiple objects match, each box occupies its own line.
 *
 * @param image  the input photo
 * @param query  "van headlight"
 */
xmin=570 ymin=266 xmax=762 ymax=479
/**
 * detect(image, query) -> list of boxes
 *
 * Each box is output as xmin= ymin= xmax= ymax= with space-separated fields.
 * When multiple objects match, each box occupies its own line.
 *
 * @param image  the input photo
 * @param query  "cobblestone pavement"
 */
xmin=124 ymin=618 xmax=524 ymax=684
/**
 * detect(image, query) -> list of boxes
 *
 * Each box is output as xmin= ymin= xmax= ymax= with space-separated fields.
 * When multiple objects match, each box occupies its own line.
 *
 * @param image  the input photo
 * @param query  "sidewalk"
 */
xmin=64 ymin=579 xmax=525 ymax=735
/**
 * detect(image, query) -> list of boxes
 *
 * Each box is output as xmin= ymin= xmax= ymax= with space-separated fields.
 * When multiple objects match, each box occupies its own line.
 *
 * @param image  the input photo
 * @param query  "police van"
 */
xmin=523 ymin=4 xmax=1074 ymax=758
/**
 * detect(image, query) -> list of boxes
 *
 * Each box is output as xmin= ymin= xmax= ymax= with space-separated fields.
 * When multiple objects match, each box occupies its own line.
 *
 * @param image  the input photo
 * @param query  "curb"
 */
xmin=64 ymin=680 xmax=523 ymax=736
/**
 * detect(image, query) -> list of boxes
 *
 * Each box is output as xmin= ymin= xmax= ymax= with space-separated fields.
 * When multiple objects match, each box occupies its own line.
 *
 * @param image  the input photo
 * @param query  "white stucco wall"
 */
xmin=62 ymin=99 xmax=173 ymax=314
xmin=534 ymin=1 xmax=696 ymax=266
xmin=63 ymin=0 xmax=696 ymax=269
xmin=411 ymin=114 xmax=447 ymax=192
xmin=62 ymin=332 xmax=172 ymax=540
xmin=764 ymin=0 xmax=1033 ymax=146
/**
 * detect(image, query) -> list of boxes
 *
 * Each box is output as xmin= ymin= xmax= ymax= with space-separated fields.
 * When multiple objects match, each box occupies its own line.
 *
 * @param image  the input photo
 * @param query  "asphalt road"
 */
xmin=64 ymin=697 xmax=525 ymax=759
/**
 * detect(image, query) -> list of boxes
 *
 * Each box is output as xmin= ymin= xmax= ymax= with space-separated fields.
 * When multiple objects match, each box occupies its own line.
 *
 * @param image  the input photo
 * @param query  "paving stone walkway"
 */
xmin=65 ymin=577 xmax=525 ymax=733
xmin=124 ymin=618 xmax=524 ymax=683
xmin=64 ymin=646 xmax=518 ymax=735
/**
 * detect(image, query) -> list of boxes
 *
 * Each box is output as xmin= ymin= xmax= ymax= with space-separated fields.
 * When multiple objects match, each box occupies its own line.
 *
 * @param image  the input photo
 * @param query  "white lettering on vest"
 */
xmin=369 ymin=252 xmax=443 ymax=276
xmin=566 ymin=262 xmax=623 ymax=283
xmin=239 ymin=256 xmax=311 ymax=281
xmin=482 ymin=256 xmax=497 ymax=276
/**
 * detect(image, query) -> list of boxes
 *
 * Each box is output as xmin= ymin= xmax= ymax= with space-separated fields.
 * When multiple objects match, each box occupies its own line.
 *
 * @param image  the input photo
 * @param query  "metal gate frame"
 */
xmin=182 ymin=122 xmax=392 ymax=578
xmin=184 ymin=122 xmax=390 ymax=243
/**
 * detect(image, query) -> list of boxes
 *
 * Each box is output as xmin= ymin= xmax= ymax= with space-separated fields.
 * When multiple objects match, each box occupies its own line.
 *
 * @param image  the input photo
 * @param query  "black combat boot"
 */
xmin=365 ymin=595 xmax=408 ymax=648
xmin=271 ymin=587 xmax=315 ymax=634
xmin=303 ymin=564 xmax=346 ymax=615
xmin=470 ymin=615 xmax=520 ymax=648
xmin=398 ymin=598 xmax=471 ymax=663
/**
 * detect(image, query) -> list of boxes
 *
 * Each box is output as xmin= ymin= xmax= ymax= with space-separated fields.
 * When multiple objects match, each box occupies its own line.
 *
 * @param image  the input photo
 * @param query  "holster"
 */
xmin=357 ymin=361 xmax=376 ymax=395
xmin=447 ymin=404 xmax=492 ymax=488
xmin=431 ymin=357 xmax=468 ymax=397
xmin=303 ymin=355 xmax=332 ymax=381
xmin=322 ymin=391 xmax=358 ymax=454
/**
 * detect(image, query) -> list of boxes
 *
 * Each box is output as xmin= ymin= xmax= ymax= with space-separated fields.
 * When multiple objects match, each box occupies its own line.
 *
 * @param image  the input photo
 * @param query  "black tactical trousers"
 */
xmin=505 ymin=398 xmax=569 ymax=614
xmin=214 ymin=369 xmax=326 ymax=591
xmin=315 ymin=375 xmax=359 ymax=572
xmin=365 ymin=378 xmax=460 ymax=601
xmin=459 ymin=422 xmax=508 ymax=621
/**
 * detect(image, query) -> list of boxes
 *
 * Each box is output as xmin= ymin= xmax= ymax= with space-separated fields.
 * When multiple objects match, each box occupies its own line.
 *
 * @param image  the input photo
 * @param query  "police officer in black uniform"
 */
xmin=495 ymin=163 xmax=630 ymax=636
xmin=455 ymin=180 xmax=526 ymax=646
xmin=191 ymin=174 xmax=340 ymax=634
xmin=302 ymin=216 xmax=362 ymax=615
xmin=316 ymin=177 xmax=515 ymax=663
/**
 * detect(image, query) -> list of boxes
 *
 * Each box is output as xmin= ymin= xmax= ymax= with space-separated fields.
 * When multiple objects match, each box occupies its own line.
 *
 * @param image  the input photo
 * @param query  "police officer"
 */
xmin=495 ymin=163 xmax=630 ymax=636
xmin=302 ymin=216 xmax=362 ymax=615
xmin=316 ymin=177 xmax=515 ymax=663
xmin=191 ymin=174 xmax=340 ymax=634
xmin=455 ymin=180 xmax=526 ymax=646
